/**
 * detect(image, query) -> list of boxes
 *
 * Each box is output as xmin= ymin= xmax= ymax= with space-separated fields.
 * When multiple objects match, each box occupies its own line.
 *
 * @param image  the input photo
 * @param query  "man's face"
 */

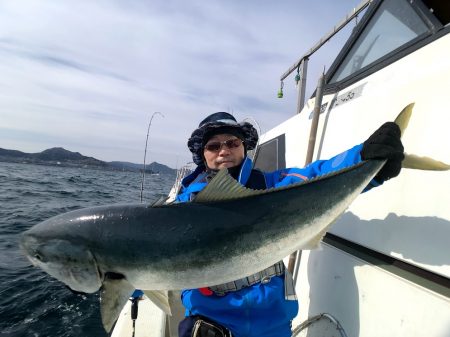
xmin=203 ymin=133 xmax=245 ymax=170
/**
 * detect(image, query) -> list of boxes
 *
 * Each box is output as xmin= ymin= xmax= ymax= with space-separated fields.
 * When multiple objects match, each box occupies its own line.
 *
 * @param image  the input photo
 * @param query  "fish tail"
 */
xmin=402 ymin=154 xmax=450 ymax=170
xmin=394 ymin=103 xmax=449 ymax=171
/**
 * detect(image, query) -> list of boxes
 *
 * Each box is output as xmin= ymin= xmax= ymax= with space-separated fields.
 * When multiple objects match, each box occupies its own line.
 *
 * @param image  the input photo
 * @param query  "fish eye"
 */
xmin=34 ymin=252 xmax=45 ymax=262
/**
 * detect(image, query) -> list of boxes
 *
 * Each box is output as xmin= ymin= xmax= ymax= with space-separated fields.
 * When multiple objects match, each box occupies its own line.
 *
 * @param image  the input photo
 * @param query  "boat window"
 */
xmin=330 ymin=0 xmax=430 ymax=83
xmin=253 ymin=134 xmax=286 ymax=172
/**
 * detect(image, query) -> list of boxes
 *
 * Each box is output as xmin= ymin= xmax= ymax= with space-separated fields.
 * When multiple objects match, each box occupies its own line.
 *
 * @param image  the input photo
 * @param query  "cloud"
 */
xmin=0 ymin=0 xmax=363 ymax=168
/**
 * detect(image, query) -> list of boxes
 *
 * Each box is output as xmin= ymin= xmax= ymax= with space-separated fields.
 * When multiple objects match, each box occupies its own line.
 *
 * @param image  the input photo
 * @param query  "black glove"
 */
xmin=361 ymin=122 xmax=404 ymax=183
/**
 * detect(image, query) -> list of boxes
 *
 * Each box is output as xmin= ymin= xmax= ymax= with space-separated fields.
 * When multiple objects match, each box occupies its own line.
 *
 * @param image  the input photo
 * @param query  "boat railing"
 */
xmin=280 ymin=0 xmax=373 ymax=114
xmin=166 ymin=162 xmax=195 ymax=202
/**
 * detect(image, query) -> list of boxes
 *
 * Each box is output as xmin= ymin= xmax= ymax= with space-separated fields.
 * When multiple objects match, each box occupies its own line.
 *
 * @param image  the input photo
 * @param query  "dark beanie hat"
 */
xmin=187 ymin=112 xmax=259 ymax=165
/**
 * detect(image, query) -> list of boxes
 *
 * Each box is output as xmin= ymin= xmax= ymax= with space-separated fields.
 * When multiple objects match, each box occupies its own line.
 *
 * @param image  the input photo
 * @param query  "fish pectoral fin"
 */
xmin=143 ymin=290 xmax=172 ymax=316
xmin=100 ymin=275 xmax=135 ymax=333
xmin=402 ymin=153 xmax=450 ymax=171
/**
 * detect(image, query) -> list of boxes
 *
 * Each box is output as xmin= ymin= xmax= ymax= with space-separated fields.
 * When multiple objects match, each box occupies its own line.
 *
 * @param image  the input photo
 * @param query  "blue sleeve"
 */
xmin=265 ymin=144 xmax=364 ymax=188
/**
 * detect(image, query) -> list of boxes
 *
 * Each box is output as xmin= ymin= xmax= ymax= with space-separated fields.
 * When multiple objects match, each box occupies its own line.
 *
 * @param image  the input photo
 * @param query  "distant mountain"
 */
xmin=108 ymin=161 xmax=175 ymax=175
xmin=0 ymin=147 xmax=106 ymax=167
xmin=35 ymin=147 xmax=86 ymax=161
xmin=0 ymin=148 xmax=25 ymax=158
xmin=0 ymin=147 xmax=176 ymax=174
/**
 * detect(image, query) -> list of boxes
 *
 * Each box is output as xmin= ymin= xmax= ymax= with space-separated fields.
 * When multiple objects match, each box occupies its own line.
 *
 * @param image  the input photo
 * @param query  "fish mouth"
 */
xmin=20 ymin=233 xmax=43 ymax=266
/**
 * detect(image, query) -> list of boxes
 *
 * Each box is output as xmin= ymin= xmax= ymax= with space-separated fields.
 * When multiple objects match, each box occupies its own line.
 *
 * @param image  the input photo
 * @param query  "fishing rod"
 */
xmin=243 ymin=116 xmax=262 ymax=164
xmin=140 ymin=111 xmax=164 ymax=203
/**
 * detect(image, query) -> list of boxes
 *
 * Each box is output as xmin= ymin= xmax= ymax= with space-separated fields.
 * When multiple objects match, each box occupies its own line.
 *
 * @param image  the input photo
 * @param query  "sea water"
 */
xmin=0 ymin=162 xmax=174 ymax=336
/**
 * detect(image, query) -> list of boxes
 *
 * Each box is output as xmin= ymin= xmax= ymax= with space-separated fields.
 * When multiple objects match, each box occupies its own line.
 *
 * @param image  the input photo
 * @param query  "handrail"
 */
xmin=280 ymin=0 xmax=373 ymax=82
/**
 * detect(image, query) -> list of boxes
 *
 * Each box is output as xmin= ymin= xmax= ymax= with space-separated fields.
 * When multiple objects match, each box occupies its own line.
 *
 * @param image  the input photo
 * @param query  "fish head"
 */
xmin=20 ymin=232 xmax=102 ymax=293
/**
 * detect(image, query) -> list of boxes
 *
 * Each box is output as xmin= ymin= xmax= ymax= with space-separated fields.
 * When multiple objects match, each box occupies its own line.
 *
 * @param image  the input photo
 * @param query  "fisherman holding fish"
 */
xmin=23 ymin=104 xmax=449 ymax=334
xmin=177 ymin=112 xmax=404 ymax=337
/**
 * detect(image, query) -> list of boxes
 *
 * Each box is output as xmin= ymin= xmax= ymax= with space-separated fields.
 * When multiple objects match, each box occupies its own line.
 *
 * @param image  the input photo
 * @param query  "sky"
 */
xmin=0 ymin=0 xmax=364 ymax=168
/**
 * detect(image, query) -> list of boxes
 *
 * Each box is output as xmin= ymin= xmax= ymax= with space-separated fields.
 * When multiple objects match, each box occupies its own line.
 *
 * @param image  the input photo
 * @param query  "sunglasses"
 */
xmin=204 ymin=138 xmax=243 ymax=152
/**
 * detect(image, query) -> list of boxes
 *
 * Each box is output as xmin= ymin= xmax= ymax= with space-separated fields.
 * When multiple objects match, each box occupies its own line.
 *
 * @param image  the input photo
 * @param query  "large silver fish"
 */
xmin=19 ymin=104 xmax=448 ymax=331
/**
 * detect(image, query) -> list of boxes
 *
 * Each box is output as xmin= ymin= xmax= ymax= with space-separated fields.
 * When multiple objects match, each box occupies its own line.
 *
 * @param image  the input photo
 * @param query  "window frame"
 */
xmin=322 ymin=0 xmax=447 ymax=95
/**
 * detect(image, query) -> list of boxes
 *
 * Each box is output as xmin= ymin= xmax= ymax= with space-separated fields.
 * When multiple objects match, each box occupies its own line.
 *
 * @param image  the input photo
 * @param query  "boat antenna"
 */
xmin=140 ymin=111 xmax=164 ymax=203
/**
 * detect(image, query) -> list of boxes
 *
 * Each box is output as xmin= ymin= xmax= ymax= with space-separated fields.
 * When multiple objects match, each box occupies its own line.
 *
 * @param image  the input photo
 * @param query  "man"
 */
xmin=177 ymin=112 xmax=404 ymax=337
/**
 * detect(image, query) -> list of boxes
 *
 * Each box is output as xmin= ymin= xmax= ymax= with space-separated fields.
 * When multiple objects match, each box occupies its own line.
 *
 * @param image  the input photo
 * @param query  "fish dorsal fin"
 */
xmin=194 ymin=162 xmax=380 ymax=203
xmin=193 ymin=169 xmax=263 ymax=203
xmin=394 ymin=102 xmax=414 ymax=138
